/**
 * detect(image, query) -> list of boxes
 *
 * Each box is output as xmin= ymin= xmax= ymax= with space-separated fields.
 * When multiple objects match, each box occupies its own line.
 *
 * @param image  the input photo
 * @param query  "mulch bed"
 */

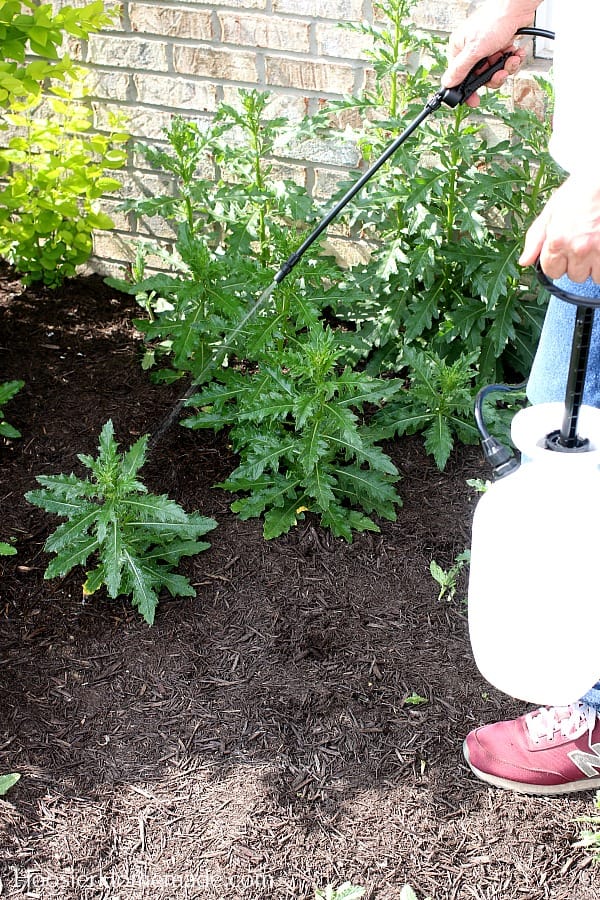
xmin=0 ymin=264 xmax=598 ymax=899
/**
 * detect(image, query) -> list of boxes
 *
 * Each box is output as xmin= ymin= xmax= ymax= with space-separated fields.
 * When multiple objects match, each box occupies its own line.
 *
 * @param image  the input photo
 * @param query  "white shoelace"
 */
xmin=525 ymin=702 xmax=597 ymax=744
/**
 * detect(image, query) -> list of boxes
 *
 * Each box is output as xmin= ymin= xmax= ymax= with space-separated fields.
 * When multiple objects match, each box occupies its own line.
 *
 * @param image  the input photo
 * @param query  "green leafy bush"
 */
xmin=0 ymin=2 xmax=128 ymax=285
xmin=0 ymin=82 xmax=127 ymax=286
xmin=0 ymin=0 xmax=112 ymax=109
xmin=26 ymin=420 xmax=217 ymax=625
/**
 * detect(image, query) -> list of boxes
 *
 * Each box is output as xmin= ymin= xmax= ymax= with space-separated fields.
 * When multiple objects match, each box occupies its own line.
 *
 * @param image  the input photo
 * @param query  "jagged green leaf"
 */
xmin=124 ymin=494 xmax=195 ymax=526
xmin=0 ymin=380 xmax=24 ymax=405
xmin=25 ymin=490 xmax=89 ymax=518
xmin=424 ymin=415 xmax=454 ymax=470
xmin=122 ymin=434 xmax=149 ymax=478
xmin=302 ymin=467 xmax=337 ymax=509
xmin=142 ymin=539 xmax=212 ymax=563
xmin=122 ymin=548 xmax=158 ymax=625
xmin=262 ymin=500 xmax=304 ymax=539
xmin=320 ymin=505 xmax=380 ymax=541
xmin=335 ymin=466 xmax=401 ymax=519
xmin=232 ymin=435 xmax=295 ymax=480
xmin=102 ymin=518 xmax=122 ymax=598
xmin=44 ymin=505 xmax=100 ymax=553
xmin=45 ymin=534 xmax=99 ymax=579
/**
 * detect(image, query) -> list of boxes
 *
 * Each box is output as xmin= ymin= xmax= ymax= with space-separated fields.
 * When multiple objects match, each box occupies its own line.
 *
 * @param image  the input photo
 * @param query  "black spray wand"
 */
xmin=150 ymin=30 xmax=548 ymax=449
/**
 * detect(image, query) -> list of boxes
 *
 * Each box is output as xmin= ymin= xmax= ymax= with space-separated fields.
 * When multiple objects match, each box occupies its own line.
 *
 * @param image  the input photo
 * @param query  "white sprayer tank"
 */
xmin=468 ymin=402 xmax=600 ymax=706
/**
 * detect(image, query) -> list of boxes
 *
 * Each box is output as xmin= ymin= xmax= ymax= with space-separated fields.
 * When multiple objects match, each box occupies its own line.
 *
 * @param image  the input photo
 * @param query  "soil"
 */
xmin=0 ymin=263 xmax=598 ymax=900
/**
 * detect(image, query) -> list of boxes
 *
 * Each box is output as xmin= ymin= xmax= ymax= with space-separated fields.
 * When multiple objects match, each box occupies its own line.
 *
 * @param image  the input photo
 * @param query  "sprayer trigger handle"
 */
xmin=441 ymin=51 xmax=512 ymax=108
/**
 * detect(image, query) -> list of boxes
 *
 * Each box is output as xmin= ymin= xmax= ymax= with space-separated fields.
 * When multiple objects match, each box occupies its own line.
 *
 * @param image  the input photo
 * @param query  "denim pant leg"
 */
xmin=527 ymin=275 xmax=600 ymax=709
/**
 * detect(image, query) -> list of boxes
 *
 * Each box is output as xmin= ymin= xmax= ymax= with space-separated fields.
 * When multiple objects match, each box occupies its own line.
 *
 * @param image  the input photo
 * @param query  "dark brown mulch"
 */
xmin=0 ymin=264 xmax=598 ymax=899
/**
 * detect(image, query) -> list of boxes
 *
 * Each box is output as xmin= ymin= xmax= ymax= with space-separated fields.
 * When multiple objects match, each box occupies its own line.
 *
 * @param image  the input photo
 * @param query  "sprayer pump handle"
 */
xmin=441 ymin=51 xmax=512 ymax=108
xmin=535 ymin=260 xmax=600 ymax=309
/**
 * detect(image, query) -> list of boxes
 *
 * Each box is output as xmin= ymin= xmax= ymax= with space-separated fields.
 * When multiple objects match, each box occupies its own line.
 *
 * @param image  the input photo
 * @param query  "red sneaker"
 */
xmin=464 ymin=702 xmax=600 ymax=795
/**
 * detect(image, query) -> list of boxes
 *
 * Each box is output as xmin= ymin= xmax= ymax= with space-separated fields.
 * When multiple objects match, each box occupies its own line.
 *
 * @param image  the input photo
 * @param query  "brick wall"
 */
xmin=74 ymin=0 xmax=545 ymax=274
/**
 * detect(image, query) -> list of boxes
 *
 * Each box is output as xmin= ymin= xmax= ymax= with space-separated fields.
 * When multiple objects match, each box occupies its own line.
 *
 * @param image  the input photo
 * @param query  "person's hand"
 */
xmin=519 ymin=176 xmax=600 ymax=283
xmin=442 ymin=1 xmax=537 ymax=107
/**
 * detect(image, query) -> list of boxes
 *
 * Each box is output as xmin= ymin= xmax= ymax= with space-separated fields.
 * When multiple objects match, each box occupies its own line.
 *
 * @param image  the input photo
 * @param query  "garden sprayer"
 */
xmin=469 ymin=266 xmax=600 ymax=707
xmin=150 ymin=27 xmax=551 ymax=448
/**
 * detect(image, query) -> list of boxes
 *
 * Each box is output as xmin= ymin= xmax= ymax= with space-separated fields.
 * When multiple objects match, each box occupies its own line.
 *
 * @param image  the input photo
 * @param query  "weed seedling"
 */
xmin=26 ymin=421 xmax=217 ymax=625
xmin=315 ymin=884 xmax=365 ymax=900
xmin=430 ymin=550 xmax=470 ymax=602
xmin=466 ymin=477 xmax=491 ymax=493
xmin=574 ymin=791 xmax=600 ymax=861
xmin=403 ymin=692 xmax=428 ymax=707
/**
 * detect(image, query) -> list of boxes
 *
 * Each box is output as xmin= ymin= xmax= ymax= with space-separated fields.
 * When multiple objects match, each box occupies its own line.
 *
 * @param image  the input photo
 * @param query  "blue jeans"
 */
xmin=527 ymin=274 xmax=600 ymax=710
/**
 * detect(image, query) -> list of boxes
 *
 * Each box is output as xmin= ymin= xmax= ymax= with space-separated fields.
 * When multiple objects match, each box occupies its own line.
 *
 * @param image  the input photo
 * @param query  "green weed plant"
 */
xmin=110 ymin=99 xmax=337 ymax=386
xmin=110 ymin=99 xmax=397 ymax=539
xmin=375 ymin=347 xmax=480 ymax=468
xmin=26 ymin=420 xmax=217 ymax=624
xmin=430 ymin=550 xmax=471 ymax=603
xmin=328 ymin=0 xmax=561 ymax=390
xmin=184 ymin=326 xmax=402 ymax=540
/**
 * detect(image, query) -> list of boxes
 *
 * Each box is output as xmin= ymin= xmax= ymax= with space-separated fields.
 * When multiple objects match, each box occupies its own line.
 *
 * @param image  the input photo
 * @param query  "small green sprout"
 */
xmin=430 ymin=550 xmax=470 ymax=603
xmin=0 ymin=773 xmax=20 ymax=796
xmin=315 ymin=884 xmax=365 ymax=900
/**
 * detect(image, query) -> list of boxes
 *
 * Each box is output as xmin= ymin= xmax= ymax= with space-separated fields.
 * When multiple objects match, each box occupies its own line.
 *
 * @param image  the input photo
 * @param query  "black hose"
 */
xmin=516 ymin=27 xmax=555 ymax=41
xmin=474 ymin=381 xmax=527 ymax=439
